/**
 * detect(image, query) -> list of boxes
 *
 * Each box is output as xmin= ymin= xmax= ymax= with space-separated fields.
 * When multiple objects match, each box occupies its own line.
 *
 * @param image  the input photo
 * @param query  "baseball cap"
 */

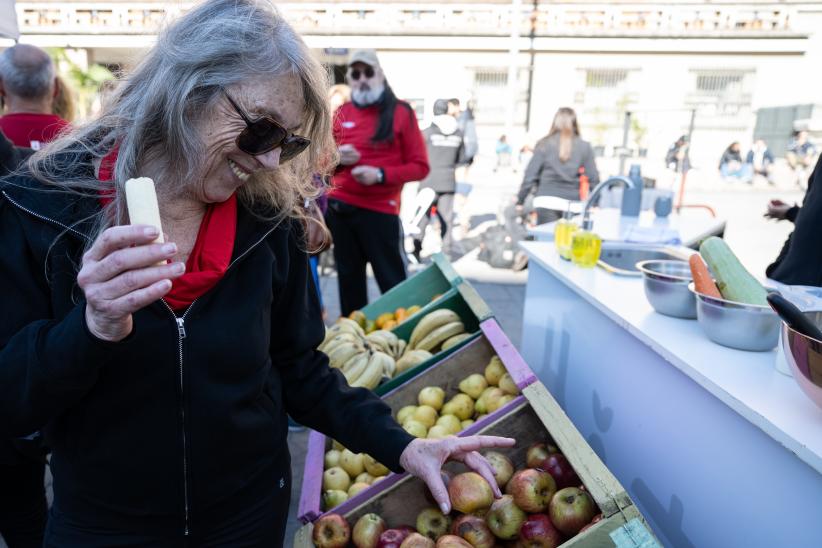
xmin=348 ymin=49 xmax=380 ymax=69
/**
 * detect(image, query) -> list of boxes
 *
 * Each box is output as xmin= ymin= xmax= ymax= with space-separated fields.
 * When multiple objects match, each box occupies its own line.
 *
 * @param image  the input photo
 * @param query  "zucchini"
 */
xmin=699 ymin=237 xmax=768 ymax=305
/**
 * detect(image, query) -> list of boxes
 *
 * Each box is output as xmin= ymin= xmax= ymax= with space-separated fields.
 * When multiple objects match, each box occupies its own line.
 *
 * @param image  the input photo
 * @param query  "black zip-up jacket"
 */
xmin=0 ymin=168 xmax=413 ymax=538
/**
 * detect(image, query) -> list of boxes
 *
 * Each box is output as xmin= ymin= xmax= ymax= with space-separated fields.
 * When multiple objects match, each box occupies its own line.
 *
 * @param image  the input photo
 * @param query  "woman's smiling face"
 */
xmin=194 ymin=74 xmax=305 ymax=204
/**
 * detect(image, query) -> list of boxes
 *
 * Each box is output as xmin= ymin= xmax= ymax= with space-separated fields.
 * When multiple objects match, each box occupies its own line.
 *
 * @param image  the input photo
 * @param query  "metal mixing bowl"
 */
xmin=688 ymin=283 xmax=780 ymax=352
xmin=781 ymin=311 xmax=822 ymax=410
xmin=636 ymin=260 xmax=696 ymax=319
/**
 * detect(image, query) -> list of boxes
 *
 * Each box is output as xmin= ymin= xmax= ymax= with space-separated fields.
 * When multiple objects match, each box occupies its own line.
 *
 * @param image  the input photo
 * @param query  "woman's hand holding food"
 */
xmin=77 ymin=225 xmax=185 ymax=342
xmin=399 ymin=435 xmax=516 ymax=514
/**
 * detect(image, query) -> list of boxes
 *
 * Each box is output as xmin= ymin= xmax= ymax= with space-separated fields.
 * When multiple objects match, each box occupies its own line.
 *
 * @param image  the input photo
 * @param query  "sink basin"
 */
xmin=597 ymin=243 xmax=692 ymax=276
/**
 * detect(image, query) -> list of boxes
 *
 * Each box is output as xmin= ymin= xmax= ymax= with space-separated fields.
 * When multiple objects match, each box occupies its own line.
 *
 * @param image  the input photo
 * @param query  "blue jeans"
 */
xmin=720 ymin=163 xmax=753 ymax=183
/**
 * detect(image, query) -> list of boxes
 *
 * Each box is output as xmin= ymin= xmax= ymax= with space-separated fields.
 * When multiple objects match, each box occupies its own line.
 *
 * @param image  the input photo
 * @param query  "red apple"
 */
xmin=518 ymin=514 xmax=562 ymax=548
xmin=484 ymin=451 xmax=515 ymax=488
xmin=400 ymin=532 xmax=436 ymax=547
xmin=378 ymin=527 xmax=415 ymax=548
xmin=578 ymin=513 xmax=603 ymax=534
xmin=435 ymin=535 xmax=472 ymax=547
xmin=416 ymin=507 xmax=451 ymax=540
xmin=508 ymin=469 xmax=556 ymax=513
xmin=313 ymin=514 xmax=351 ymax=548
xmin=485 ymin=494 xmax=527 ymax=540
xmin=450 ymin=515 xmax=495 ymax=548
xmin=448 ymin=472 xmax=494 ymax=514
xmin=537 ymin=454 xmax=580 ymax=490
xmin=525 ymin=443 xmax=559 ymax=469
xmin=548 ymin=487 xmax=596 ymax=536
xmin=353 ymin=513 xmax=386 ymax=548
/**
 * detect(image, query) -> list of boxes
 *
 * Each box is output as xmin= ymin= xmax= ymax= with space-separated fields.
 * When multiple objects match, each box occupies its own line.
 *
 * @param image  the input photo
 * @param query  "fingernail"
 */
xmin=144 ymin=227 xmax=159 ymax=237
xmin=440 ymin=503 xmax=449 ymax=514
xmin=172 ymin=262 xmax=185 ymax=274
xmin=162 ymin=243 xmax=177 ymax=254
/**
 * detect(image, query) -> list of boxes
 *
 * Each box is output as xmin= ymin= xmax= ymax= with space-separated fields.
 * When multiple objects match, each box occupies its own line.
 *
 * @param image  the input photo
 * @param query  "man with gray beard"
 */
xmin=326 ymin=49 xmax=430 ymax=315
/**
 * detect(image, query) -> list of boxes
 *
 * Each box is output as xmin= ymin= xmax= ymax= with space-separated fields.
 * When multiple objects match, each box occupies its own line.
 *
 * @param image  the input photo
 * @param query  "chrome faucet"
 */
xmin=580 ymin=176 xmax=639 ymax=230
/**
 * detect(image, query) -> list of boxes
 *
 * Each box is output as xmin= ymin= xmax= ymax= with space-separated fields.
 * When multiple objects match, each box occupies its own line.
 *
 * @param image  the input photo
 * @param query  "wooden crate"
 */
xmin=297 ymin=318 xmax=536 ymax=523
xmin=360 ymin=252 xmax=461 ymax=321
xmin=294 ymin=383 xmax=660 ymax=547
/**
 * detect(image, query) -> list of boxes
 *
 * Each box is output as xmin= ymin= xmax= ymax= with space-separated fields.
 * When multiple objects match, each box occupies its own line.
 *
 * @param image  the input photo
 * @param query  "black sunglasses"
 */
xmin=349 ymin=67 xmax=375 ymax=81
xmin=221 ymin=89 xmax=310 ymax=161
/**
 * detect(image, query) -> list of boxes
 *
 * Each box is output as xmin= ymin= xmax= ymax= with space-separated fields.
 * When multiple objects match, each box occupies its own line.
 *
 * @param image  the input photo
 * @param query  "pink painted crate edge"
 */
xmin=479 ymin=318 xmax=537 ymax=390
xmin=296 ymin=430 xmax=326 ymax=523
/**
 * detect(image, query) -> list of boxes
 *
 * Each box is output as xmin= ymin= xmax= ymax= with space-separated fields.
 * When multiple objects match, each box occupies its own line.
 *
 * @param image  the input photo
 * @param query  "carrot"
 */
xmin=689 ymin=254 xmax=722 ymax=298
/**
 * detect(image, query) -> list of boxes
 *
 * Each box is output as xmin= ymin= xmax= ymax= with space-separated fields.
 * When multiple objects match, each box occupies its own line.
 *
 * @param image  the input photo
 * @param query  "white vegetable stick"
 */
xmin=125 ymin=177 xmax=164 ymax=244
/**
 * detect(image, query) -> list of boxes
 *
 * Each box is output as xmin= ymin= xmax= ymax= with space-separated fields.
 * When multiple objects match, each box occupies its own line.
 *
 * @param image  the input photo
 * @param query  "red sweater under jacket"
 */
xmin=0 ymin=113 xmax=69 ymax=149
xmin=330 ymin=101 xmax=429 ymax=215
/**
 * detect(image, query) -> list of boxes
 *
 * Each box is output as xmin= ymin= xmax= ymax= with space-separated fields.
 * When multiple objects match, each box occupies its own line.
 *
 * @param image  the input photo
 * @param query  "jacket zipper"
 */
xmin=6 ymin=190 xmax=283 ymax=535
xmin=160 ymin=222 xmax=278 ymax=537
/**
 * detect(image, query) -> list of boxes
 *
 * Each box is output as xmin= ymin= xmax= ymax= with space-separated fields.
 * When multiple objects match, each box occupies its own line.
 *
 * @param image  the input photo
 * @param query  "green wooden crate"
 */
xmin=375 ymin=286 xmax=487 ymax=395
xmin=360 ymin=253 xmax=461 ymax=321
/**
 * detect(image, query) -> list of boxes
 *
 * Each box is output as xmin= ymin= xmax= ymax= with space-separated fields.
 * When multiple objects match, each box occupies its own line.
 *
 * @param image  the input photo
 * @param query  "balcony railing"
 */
xmin=15 ymin=2 xmax=803 ymax=37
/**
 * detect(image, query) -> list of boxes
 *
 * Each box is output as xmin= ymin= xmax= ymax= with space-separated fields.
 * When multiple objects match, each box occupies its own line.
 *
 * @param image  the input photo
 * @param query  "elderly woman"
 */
xmin=0 ymin=1 xmax=512 ymax=545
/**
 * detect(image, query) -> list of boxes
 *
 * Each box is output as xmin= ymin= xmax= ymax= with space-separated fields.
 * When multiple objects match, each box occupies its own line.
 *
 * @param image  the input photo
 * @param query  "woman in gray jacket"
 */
xmin=516 ymin=107 xmax=600 ymax=224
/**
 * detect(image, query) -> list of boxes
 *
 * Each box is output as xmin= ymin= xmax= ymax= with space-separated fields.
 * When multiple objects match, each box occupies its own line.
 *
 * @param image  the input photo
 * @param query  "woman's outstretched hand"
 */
xmin=399 ymin=435 xmax=516 ymax=514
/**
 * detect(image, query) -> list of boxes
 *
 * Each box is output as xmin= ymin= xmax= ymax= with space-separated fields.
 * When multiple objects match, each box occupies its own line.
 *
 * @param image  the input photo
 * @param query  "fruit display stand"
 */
xmin=298 ymin=318 xmax=535 ymax=524
xmin=360 ymin=252 xmax=462 ymax=325
xmin=376 ymin=281 xmax=493 ymax=395
xmin=294 ymin=382 xmax=659 ymax=547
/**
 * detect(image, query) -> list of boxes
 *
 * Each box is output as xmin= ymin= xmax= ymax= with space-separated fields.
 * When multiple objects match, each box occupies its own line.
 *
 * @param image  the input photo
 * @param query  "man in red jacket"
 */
xmin=0 ymin=44 xmax=69 ymax=150
xmin=327 ymin=49 xmax=430 ymax=315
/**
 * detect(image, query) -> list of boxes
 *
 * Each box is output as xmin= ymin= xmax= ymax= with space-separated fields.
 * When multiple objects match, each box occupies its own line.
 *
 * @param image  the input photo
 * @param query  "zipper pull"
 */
xmin=176 ymin=318 xmax=187 ymax=339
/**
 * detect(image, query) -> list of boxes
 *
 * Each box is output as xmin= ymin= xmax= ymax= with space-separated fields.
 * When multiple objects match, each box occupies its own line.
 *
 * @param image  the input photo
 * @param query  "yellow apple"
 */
xmin=332 ymin=439 xmax=345 ymax=452
xmin=498 ymin=373 xmax=519 ymax=396
xmin=427 ymin=425 xmax=451 ymax=439
xmin=364 ymin=454 xmax=390 ymax=477
xmin=418 ymin=386 xmax=446 ymax=411
xmin=404 ymin=420 xmax=428 ymax=438
xmin=412 ymin=405 xmax=439 ymax=428
xmin=340 ymin=449 xmax=365 ymax=478
xmin=484 ymin=356 xmax=506 ymax=386
xmin=323 ymin=489 xmax=349 ymax=510
xmin=436 ymin=414 xmax=463 ymax=434
xmin=324 ymin=449 xmax=341 ymax=469
xmin=348 ymin=482 xmax=370 ymax=497
xmin=483 ymin=388 xmax=505 ymax=413
xmin=458 ymin=373 xmax=488 ymax=399
xmin=323 ymin=466 xmax=351 ymax=492
xmin=397 ymin=405 xmax=418 ymax=425
xmin=356 ymin=472 xmax=375 ymax=484
xmin=461 ymin=419 xmax=475 ymax=429
xmin=448 ymin=394 xmax=475 ymax=420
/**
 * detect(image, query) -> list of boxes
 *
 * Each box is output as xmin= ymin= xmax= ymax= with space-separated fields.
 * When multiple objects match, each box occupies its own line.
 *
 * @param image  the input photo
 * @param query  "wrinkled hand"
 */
xmin=764 ymin=199 xmax=790 ymax=220
xmin=351 ymin=165 xmax=382 ymax=185
xmin=399 ymin=435 xmax=515 ymax=514
xmin=78 ymin=225 xmax=185 ymax=342
xmin=338 ymin=144 xmax=361 ymax=166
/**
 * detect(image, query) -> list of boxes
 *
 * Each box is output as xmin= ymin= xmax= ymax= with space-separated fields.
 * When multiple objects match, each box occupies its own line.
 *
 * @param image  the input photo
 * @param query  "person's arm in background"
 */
xmin=516 ymin=145 xmax=545 ymax=205
xmin=382 ymin=105 xmax=430 ymax=184
xmin=581 ymin=142 xmax=600 ymax=186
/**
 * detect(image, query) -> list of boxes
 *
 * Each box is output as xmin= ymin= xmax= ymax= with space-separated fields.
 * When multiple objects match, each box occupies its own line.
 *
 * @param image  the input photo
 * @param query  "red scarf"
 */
xmin=98 ymin=151 xmax=237 ymax=311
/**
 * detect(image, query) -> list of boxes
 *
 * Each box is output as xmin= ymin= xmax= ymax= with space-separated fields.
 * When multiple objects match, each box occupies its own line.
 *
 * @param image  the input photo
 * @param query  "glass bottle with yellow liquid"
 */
xmin=554 ymin=206 xmax=578 ymax=261
xmin=570 ymin=216 xmax=602 ymax=268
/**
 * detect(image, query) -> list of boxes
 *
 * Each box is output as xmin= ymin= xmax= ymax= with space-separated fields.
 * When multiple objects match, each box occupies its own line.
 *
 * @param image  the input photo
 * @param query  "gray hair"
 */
xmin=27 ymin=0 xmax=335 ymax=250
xmin=0 ymin=44 xmax=56 ymax=100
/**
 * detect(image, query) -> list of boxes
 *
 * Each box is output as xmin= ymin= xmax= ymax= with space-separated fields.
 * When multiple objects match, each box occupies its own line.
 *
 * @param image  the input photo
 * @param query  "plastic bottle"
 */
xmin=578 ymin=167 xmax=590 ymax=200
xmin=570 ymin=216 xmax=602 ymax=268
xmin=621 ymin=164 xmax=643 ymax=217
xmin=554 ymin=204 xmax=578 ymax=261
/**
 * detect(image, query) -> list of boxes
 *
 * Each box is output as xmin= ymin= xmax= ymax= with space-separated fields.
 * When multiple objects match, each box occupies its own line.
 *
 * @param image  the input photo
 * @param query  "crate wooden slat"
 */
xmin=297 ymin=319 xmax=536 ymax=523
xmin=294 ymin=385 xmax=660 ymax=547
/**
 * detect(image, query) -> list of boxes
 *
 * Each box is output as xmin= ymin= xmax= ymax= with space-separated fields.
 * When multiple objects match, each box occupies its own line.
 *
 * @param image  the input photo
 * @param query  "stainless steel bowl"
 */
xmin=688 ymin=283 xmax=780 ymax=352
xmin=636 ymin=260 xmax=696 ymax=319
xmin=781 ymin=311 xmax=822 ymax=410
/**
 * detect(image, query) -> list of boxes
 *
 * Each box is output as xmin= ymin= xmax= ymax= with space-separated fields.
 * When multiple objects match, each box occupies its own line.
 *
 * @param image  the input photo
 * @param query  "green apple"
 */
xmin=412 ymin=405 xmax=439 ymax=428
xmin=418 ymin=386 xmax=446 ymax=411
xmin=416 ymin=507 xmax=452 ymax=540
xmin=324 ymin=449 xmax=341 ymax=469
xmin=436 ymin=414 xmax=462 ymax=434
xmin=458 ymin=373 xmax=488 ymax=399
xmin=323 ymin=466 xmax=351 ymax=492
xmin=403 ymin=420 xmax=428 ymax=438
xmin=322 ymin=489 xmax=349 ymax=510
xmin=397 ymin=405 xmax=418 ymax=425
xmin=339 ymin=449 xmax=365 ymax=478
xmin=484 ymin=356 xmax=505 ymax=386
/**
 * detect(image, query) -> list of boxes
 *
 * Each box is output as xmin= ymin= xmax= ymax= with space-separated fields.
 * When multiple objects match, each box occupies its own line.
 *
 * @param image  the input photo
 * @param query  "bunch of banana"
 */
xmin=320 ymin=318 xmax=365 ymax=350
xmin=364 ymin=330 xmax=406 ymax=361
xmin=405 ymin=309 xmax=468 ymax=354
xmin=341 ymin=350 xmax=395 ymax=390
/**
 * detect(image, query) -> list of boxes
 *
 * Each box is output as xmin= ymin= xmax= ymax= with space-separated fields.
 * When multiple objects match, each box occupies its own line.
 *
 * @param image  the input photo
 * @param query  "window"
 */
xmin=585 ymin=69 xmax=629 ymax=89
xmin=474 ymin=69 xmax=508 ymax=88
xmin=686 ymin=69 xmax=755 ymax=120
xmin=469 ymin=67 xmax=528 ymax=125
